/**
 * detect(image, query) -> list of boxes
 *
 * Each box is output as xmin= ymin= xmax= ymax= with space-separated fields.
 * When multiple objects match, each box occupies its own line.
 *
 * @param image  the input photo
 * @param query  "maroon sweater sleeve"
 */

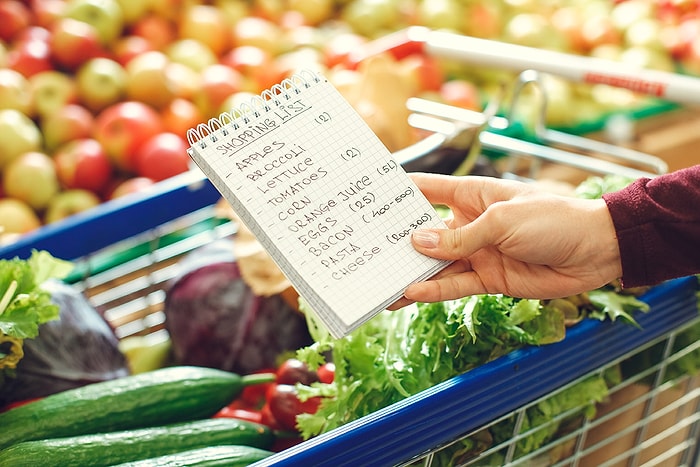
xmin=602 ymin=164 xmax=700 ymax=288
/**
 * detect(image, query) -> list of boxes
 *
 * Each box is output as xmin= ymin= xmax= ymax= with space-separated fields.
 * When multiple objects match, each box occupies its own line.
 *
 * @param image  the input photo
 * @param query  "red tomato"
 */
xmin=240 ymin=377 xmax=275 ymax=409
xmin=317 ymin=362 xmax=335 ymax=384
xmin=267 ymin=384 xmax=321 ymax=432
xmin=276 ymin=358 xmax=319 ymax=385
xmin=260 ymin=402 xmax=283 ymax=430
xmin=213 ymin=406 xmax=263 ymax=424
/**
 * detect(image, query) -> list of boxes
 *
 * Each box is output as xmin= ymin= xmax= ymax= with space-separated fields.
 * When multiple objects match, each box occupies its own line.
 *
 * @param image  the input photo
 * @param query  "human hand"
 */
xmin=391 ymin=173 xmax=622 ymax=308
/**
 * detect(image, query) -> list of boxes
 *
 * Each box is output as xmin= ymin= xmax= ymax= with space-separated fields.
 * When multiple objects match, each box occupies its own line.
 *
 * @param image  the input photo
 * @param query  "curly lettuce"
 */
xmin=0 ymin=250 xmax=74 ymax=369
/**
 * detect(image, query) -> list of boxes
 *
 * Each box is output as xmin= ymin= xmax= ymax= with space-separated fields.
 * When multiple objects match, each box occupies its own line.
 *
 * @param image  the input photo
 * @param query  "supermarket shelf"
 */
xmin=251 ymin=275 xmax=699 ymax=467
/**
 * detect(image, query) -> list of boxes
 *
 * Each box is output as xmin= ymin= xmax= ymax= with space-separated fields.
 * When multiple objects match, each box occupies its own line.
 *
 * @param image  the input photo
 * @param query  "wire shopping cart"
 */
xmin=1 ymin=59 xmax=698 ymax=465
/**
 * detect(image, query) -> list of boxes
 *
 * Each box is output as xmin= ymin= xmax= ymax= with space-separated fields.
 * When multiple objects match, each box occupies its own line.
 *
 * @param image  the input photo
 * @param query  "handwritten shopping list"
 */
xmin=188 ymin=73 xmax=449 ymax=337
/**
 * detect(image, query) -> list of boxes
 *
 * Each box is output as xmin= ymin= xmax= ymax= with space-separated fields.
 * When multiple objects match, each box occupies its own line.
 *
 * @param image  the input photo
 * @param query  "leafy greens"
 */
xmin=0 ymin=250 xmax=74 ymax=369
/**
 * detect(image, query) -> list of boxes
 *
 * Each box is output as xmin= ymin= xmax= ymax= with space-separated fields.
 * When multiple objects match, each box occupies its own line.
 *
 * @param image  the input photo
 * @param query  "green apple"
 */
xmin=29 ymin=70 xmax=78 ymax=119
xmin=76 ymin=57 xmax=127 ymax=112
xmin=166 ymin=38 xmax=218 ymax=72
xmin=44 ymin=188 xmax=101 ymax=224
xmin=0 ymin=68 xmax=33 ymax=114
xmin=41 ymin=103 xmax=95 ymax=152
xmin=213 ymin=0 xmax=250 ymax=26
xmin=2 ymin=151 xmax=60 ymax=210
xmin=286 ymin=0 xmax=334 ymax=26
xmin=114 ymin=0 xmax=149 ymax=25
xmin=62 ymin=0 xmax=124 ymax=46
xmin=0 ymin=198 xmax=41 ymax=236
xmin=0 ymin=109 xmax=42 ymax=169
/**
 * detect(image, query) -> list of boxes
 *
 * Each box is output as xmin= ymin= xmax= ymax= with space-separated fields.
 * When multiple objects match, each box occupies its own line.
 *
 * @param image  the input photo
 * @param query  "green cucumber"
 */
xmin=112 ymin=445 xmax=274 ymax=466
xmin=0 ymin=365 xmax=273 ymax=450
xmin=0 ymin=418 xmax=274 ymax=467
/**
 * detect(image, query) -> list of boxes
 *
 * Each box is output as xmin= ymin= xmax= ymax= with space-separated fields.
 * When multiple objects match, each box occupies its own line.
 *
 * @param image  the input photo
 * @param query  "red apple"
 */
xmin=54 ymin=138 xmax=113 ymax=193
xmin=0 ymin=68 xmax=33 ymax=115
xmin=93 ymin=101 xmax=164 ymax=173
xmin=112 ymin=35 xmax=154 ymax=66
xmin=0 ymin=198 xmax=41 ymax=235
xmin=398 ymin=54 xmax=446 ymax=93
xmin=0 ymin=1 xmax=31 ymax=43
xmin=30 ymin=0 xmax=67 ymax=29
xmin=134 ymin=132 xmax=190 ymax=181
xmin=107 ymin=176 xmax=155 ymax=199
xmin=3 ymin=151 xmax=60 ymax=210
xmin=131 ymin=14 xmax=177 ymax=50
xmin=323 ymin=32 xmax=368 ymax=69
xmin=193 ymin=63 xmax=246 ymax=118
xmin=44 ymin=188 xmax=101 ymax=224
xmin=49 ymin=17 xmax=105 ymax=71
xmin=7 ymin=39 xmax=54 ymax=77
xmin=161 ymin=97 xmax=204 ymax=138
xmin=41 ymin=103 xmax=95 ymax=152
xmin=220 ymin=45 xmax=283 ymax=93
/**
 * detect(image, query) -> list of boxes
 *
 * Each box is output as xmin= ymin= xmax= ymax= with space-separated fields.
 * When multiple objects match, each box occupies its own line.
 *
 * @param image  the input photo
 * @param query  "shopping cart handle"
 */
xmin=350 ymin=26 xmax=700 ymax=106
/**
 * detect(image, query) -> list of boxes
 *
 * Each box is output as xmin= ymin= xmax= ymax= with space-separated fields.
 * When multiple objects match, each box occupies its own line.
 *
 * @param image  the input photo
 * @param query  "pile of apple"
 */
xmin=0 ymin=0 xmax=697 ymax=242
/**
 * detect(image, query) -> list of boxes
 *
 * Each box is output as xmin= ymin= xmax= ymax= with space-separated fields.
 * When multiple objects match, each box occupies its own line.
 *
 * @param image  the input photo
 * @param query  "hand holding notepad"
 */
xmin=187 ymin=70 xmax=450 ymax=338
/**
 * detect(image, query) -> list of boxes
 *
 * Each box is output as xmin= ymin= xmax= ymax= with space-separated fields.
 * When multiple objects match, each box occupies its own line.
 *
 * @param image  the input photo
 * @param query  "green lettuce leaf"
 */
xmin=0 ymin=250 xmax=74 ymax=339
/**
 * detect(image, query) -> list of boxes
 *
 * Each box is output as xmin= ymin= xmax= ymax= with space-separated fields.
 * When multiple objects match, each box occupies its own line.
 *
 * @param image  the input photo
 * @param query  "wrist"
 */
xmin=592 ymin=198 xmax=623 ymax=283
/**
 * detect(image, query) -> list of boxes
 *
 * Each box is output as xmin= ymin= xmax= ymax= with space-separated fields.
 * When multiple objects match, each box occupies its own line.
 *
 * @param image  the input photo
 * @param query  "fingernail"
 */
xmin=413 ymin=230 xmax=439 ymax=248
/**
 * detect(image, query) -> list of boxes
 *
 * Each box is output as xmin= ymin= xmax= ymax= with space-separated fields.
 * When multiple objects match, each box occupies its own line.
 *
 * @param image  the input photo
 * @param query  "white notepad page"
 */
xmin=187 ymin=70 xmax=450 ymax=338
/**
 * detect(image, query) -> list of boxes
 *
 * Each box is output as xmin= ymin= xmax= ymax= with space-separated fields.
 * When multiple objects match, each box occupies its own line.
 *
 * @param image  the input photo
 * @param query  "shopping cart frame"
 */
xmin=1 ymin=169 xmax=697 ymax=467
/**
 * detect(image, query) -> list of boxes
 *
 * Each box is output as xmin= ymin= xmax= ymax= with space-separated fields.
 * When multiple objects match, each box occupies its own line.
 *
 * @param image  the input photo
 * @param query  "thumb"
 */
xmin=411 ymin=223 xmax=489 ymax=261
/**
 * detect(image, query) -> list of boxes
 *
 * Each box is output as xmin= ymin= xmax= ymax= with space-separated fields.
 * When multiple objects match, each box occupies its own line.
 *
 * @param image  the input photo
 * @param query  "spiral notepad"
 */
xmin=186 ymin=70 xmax=450 ymax=338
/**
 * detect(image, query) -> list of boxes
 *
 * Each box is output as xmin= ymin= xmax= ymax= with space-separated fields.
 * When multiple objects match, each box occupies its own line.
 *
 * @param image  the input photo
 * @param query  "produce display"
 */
xmin=1 ymin=0 xmax=699 ymax=240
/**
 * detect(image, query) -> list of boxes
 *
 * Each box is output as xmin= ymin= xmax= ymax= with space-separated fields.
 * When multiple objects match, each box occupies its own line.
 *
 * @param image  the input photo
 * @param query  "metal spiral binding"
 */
xmin=185 ymin=69 xmax=322 ymax=148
